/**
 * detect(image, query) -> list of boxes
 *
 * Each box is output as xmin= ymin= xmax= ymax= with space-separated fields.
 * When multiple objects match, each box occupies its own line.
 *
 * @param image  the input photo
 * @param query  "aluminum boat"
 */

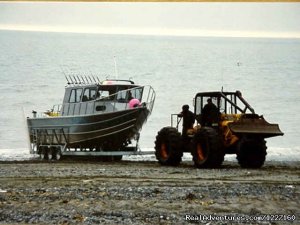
xmin=27 ymin=76 xmax=155 ymax=160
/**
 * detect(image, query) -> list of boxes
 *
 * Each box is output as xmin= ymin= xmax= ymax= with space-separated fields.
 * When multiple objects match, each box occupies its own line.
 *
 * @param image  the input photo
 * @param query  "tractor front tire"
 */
xmin=155 ymin=127 xmax=182 ymax=166
xmin=237 ymin=137 xmax=267 ymax=168
xmin=191 ymin=127 xmax=224 ymax=168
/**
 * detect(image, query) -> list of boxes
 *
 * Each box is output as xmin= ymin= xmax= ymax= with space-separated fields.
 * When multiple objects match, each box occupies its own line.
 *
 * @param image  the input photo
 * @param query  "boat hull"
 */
xmin=27 ymin=107 xmax=150 ymax=150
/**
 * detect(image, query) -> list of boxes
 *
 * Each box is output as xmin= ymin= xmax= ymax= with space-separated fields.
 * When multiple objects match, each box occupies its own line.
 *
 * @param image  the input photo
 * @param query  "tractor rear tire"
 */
xmin=155 ymin=127 xmax=182 ymax=166
xmin=191 ymin=127 xmax=224 ymax=168
xmin=237 ymin=137 xmax=267 ymax=168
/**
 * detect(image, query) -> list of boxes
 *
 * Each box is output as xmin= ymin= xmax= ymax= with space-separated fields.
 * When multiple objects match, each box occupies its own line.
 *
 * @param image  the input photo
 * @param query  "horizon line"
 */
xmin=1 ymin=25 xmax=300 ymax=39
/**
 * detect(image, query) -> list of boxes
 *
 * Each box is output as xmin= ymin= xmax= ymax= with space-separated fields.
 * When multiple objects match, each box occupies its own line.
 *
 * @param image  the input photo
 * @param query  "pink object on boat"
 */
xmin=129 ymin=99 xmax=141 ymax=108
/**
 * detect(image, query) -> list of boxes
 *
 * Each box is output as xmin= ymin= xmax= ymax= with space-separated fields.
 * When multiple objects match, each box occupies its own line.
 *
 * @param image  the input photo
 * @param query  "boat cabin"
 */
xmin=60 ymin=81 xmax=144 ymax=116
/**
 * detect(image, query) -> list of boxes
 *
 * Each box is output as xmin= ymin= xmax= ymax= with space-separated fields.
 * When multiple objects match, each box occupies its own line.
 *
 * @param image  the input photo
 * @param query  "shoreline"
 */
xmin=0 ymin=160 xmax=299 ymax=224
xmin=1 ymin=145 xmax=300 ymax=163
xmin=0 ymin=157 xmax=300 ymax=164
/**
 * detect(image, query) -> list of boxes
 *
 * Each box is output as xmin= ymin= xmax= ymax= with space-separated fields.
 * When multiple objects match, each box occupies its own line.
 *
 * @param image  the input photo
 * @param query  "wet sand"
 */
xmin=0 ymin=159 xmax=299 ymax=224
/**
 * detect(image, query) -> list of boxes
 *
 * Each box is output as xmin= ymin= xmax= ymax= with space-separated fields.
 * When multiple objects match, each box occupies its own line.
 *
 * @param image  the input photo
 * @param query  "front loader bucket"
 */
xmin=228 ymin=115 xmax=284 ymax=138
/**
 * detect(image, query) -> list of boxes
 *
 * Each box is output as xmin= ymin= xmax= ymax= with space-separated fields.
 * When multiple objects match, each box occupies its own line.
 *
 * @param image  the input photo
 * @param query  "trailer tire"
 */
xmin=39 ymin=147 xmax=47 ymax=160
xmin=237 ymin=137 xmax=267 ymax=168
xmin=155 ymin=127 xmax=182 ymax=166
xmin=53 ymin=147 xmax=62 ymax=161
xmin=47 ymin=148 xmax=53 ymax=161
xmin=192 ymin=127 xmax=224 ymax=168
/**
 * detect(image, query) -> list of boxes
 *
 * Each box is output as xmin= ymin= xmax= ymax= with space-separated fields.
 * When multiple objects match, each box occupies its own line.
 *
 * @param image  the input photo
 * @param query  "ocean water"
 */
xmin=0 ymin=30 xmax=299 ymax=161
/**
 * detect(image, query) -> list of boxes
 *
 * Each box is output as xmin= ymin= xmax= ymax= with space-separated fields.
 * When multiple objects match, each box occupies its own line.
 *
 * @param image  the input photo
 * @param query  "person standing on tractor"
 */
xmin=179 ymin=105 xmax=195 ymax=138
xmin=202 ymin=98 xmax=219 ymax=126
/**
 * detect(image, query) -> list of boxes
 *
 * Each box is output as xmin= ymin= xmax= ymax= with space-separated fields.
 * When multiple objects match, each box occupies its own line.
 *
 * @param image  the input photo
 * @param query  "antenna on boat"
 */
xmin=114 ymin=56 xmax=118 ymax=79
xmin=65 ymin=75 xmax=71 ymax=85
xmin=96 ymin=76 xmax=101 ymax=83
xmin=80 ymin=75 xmax=86 ymax=84
xmin=78 ymin=76 xmax=83 ymax=84
xmin=92 ymin=75 xmax=97 ymax=83
xmin=88 ymin=69 xmax=98 ymax=84
xmin=76 ymin=75 xmax=82 ymax=84
xmin=61 ymin=65 xmax=71 ymax=85
xmin=68 ymin=75 xmax=75 ymax=85
xmin=73 ymin=75 xmax=79 ymax=84
xmin=84 ymin=75 xmax=90 ymax=84
xmin=88 ymin=69 xmax=96 ymax=84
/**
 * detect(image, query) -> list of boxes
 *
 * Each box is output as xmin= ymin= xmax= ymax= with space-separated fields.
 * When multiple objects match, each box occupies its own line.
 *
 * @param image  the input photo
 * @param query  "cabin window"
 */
xmin=219 ymin=97 xmax=226 ymax=113
xmin=115 ymin=86 xmax=142 ymax=102
xmin=82 ymin=88 xmax=97 ymax=102
xmin=98 ymin=91 xmax=110 ymax=100
xmin=195 ymin=96 xmax=202 ymax=115
xmin=117 ymin=90 xmax=127 ymax=102
xmin=82 ymin=89 xmax=89 ymax=102
xmin=69 ymin=88 xmax=83 ymax=103
xmin=130 ymin=88 xmax=142 ymax=100
xmin=90 ymin=89 xmax=96 ymax=100
xmin=98 ymin=85 xmax=117 ymax=100
xmin=235 ymin=96 xmax=246 ymax=113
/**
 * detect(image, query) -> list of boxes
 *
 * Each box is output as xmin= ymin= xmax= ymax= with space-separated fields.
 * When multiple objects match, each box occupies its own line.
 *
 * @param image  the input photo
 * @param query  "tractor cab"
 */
xmin=194 ymin=91 xmax=255 ymax=127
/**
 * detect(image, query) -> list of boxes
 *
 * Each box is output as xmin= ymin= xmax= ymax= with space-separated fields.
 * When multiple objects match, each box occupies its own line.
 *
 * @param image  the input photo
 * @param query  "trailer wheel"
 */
xmin=237 ymin=137 xmax=267 ymax=168
xmin=39 ymin=149 xmax=46 ymax=160
xmin=39 ymin=147 xmax=47 ymax=160
xmin=53 ymin=147 xmax=62 ymax=161
xmin=47 ymin=148 xmax=53 ymax=161
xmin=155 ymin=127 xmax=182 ymax=166
xmin=192 ymin=127 xmax=224 ymax=168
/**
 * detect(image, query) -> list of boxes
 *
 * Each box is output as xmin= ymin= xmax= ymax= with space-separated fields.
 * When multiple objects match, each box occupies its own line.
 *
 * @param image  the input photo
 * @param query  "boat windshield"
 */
xmin=97 ymin=85 xmax=142 ymax=102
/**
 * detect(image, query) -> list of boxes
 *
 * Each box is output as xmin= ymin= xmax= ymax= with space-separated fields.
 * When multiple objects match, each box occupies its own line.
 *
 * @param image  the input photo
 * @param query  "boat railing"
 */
xmin=42 ymin=104 xmax=61 ymax=117
xmin=94 ymin=85 xmax=156 ymax=114
xmin=51 ymin=85 xmax=155 ymax=117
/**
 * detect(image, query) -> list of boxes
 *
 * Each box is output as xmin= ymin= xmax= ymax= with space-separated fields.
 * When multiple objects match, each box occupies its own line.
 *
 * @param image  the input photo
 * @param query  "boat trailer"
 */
xmin=29 ymin=127 xmax=154 ymax=160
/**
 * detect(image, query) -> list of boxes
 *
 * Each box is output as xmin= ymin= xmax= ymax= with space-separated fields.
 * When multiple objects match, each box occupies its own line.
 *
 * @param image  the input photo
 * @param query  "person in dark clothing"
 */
xmin=178 ymin=104 xmax=195 ymax=138
xmin=201 ymin=98 xmax=219 ymax=126
xmin=127 ymin=91 xmax=133 ymax=102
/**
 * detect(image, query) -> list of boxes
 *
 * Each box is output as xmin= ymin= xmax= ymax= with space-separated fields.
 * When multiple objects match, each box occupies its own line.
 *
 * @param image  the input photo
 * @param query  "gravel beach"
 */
xmin=0 ymin=159 xmax=299 ymax=224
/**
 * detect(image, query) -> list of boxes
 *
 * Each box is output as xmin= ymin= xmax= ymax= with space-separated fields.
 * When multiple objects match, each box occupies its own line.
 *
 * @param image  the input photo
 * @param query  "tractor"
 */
xmin=154 ymin=90 xmax=284 ymax=168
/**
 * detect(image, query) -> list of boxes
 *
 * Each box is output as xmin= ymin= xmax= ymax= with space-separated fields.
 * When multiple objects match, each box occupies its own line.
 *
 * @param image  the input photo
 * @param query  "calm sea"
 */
xmin=0 ymin=30 xmax=299 ymax=161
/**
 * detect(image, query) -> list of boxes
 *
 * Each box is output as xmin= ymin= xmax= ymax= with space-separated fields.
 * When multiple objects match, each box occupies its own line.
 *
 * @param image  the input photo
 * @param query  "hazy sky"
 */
xmin=0 ymin=2 xmax=300 ymax=38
